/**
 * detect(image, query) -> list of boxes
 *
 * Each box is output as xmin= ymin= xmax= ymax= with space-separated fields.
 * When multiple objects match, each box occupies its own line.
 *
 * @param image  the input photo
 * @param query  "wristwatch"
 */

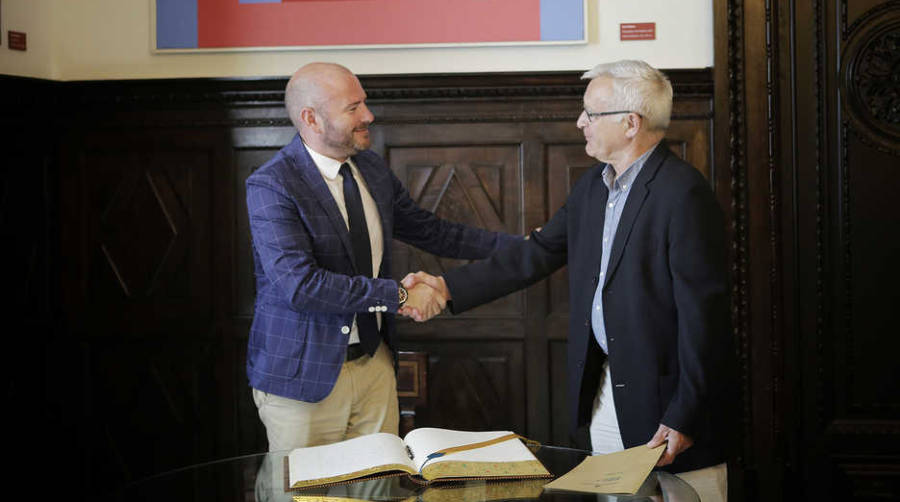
xmin=398 ymin=285 xmax=408 ymax=307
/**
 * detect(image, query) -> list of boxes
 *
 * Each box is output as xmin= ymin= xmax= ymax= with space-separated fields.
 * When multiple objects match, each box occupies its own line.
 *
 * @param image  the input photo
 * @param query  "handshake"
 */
xmin=398 ymin=272 xmax=450 ymax=322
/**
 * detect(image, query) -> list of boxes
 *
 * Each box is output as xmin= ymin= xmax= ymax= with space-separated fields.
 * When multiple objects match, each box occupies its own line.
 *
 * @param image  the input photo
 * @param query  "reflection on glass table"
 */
xmin=115 ymin=445 xmax=698 ymax=502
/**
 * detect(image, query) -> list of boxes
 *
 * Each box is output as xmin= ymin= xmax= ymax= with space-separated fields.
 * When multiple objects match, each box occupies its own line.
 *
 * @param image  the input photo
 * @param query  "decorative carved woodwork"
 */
xmin=842 ymin=3 xmax=900 ymax=155
xmin=715 ymin=0 xmax=900 ymax=499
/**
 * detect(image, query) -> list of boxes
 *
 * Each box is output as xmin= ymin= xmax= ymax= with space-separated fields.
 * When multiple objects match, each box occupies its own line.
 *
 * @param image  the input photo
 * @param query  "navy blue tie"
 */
xmin=339 ymin=163 xmax=380 ymax=356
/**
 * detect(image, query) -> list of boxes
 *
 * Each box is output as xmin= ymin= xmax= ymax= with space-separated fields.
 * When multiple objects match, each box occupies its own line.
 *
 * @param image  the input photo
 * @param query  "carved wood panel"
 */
xmin=388 ymin=145 xmax=524 ymax=318
xmin=61 ymin=135 xmax=215 ymax=335
xmin=396 ymin=341 xmax=526 ymax=434
xmin=716 ymin=0 xmax=900 ymax=498
xmin=82 ymin=339 xmax=221 ymax=483
xmin=829 ymin=4 xmax=900 ymax=498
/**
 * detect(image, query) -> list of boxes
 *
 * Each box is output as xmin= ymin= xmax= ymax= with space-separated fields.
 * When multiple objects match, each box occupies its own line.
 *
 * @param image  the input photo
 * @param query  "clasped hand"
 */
xmin=398 ymin=271 xmax=450 ymax=322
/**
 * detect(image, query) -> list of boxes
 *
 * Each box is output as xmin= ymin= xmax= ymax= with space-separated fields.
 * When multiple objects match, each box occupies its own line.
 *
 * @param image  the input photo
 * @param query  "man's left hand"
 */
xmin=646 ymin=424 xmax=694 ymax=466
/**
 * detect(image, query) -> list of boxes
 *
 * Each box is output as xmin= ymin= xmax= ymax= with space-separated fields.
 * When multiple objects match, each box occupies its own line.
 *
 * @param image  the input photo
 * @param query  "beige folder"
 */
xmin=542 ymin=444 xmax=665 ymax=495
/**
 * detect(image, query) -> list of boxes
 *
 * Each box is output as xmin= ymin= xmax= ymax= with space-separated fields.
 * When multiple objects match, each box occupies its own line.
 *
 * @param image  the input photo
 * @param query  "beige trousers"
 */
xmin=589 ymin=362 xmax=728 ymax=502
xmin=253 ymin=342 xmax=399 ymax=501
xmin=252 ymin=341 xmax=399 ymax=451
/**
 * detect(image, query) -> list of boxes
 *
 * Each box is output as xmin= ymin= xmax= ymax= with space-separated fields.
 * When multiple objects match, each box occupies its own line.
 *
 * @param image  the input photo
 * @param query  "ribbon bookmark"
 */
xmin=419 ymin=433 xmax=540 ymax=469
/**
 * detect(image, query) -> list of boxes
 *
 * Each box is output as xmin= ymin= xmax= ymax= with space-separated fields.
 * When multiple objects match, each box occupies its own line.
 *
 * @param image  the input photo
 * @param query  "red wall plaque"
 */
xmin=620 ymin=23 xmax=655 ymax=41
xmin=8 ymin=30 xmax=26 ymax=51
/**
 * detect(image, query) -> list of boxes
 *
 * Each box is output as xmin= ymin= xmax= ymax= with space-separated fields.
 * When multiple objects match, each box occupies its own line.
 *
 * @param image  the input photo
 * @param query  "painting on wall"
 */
xmin=154 ymin=0 xmax=586 ymax=52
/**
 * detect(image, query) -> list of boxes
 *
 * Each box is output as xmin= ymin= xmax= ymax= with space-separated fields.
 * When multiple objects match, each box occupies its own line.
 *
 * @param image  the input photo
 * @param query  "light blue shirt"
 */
xmin=590 ymin=146 xmax=657 ymax=354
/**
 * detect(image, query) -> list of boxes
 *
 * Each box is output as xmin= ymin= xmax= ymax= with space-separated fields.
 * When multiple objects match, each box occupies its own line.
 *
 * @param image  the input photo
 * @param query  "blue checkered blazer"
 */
xmin=246 ymin=134 xmax=518 ymax=402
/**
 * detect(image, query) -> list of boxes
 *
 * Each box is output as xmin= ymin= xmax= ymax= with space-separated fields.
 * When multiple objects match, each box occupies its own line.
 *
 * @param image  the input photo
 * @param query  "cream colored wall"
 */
xmin=0 ymin=0 xmax=713 ymax=81
xmin=0 ymin=0 xmax=59 ymax=79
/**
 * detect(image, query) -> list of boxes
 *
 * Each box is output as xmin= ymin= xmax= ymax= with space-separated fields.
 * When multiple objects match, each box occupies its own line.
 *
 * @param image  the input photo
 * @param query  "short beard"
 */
xmin=322 ymin=120 xmax=368 ymax=157
xmin=351 ymin=132 xmax=370 ymax=153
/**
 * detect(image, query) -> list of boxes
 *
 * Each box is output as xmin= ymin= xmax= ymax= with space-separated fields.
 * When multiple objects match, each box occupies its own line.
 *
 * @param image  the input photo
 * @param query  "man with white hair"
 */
xmin=403 ymin=60 xmax=734 ymax=500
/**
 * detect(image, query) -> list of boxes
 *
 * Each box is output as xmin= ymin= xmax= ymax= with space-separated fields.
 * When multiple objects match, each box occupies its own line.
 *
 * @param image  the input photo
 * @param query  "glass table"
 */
xmin=113 ymin=445 xmax=698 ymax=502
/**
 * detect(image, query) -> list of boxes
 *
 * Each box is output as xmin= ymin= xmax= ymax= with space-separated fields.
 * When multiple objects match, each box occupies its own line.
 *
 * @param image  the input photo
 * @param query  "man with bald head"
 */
xmin=245 ymin=63 xmax=518 ymax=451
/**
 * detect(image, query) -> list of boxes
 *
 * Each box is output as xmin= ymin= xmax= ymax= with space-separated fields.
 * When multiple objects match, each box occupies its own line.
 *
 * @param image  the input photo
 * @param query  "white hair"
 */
xmin=581 ymin=60 xmax=673 ymax=131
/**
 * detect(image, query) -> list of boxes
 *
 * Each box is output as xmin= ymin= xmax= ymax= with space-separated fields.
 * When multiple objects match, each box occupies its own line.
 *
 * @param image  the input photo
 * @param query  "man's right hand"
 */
xmin=399 ymin=272 xmax=451 ymax=322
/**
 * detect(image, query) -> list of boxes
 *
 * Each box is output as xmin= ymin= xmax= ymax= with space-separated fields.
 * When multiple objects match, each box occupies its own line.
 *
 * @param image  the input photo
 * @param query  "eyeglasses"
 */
xmin=582 ymin=109 xmax=638 ymax=123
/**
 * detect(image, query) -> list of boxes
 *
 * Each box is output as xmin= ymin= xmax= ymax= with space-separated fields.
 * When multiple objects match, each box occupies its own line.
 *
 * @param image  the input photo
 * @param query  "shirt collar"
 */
xmin=302 ymin=140 xmax=355 ymax=181
xmin=601 ymin=142 xmax=659 ymax=191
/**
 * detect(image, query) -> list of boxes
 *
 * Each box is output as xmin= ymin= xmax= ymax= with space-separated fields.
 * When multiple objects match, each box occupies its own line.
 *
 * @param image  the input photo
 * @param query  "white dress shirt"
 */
xmin=303 ymin=142 xmax=384 ymax=344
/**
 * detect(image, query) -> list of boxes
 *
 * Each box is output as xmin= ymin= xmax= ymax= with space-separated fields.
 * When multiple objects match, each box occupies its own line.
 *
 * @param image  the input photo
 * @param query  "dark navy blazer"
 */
xmin=246 ymin=135 xmax=518 ymax=403
xmin=444 ymin=143 xmax=734 ymax=473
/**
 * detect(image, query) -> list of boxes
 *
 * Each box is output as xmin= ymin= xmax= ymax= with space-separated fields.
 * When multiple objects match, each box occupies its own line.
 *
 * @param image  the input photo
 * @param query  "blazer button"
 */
xmin=368 ymin=307 xmax=376 ymax=312
xmin=341 ymin=326 xmax=350 ymax=334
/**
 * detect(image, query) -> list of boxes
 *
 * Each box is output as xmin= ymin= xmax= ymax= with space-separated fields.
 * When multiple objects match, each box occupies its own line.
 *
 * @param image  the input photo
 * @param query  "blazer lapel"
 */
xmin=602 ymin=143 xmax=669 ymax=289
xmin=288 ymin=136 xmax=357 ymax=270
xmin=588 ymin=166 xmax=611 ymax=278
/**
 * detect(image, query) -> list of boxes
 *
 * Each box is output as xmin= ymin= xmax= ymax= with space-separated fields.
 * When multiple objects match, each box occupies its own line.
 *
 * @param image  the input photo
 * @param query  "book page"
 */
xmin=288 ymin=433 xmax=416 ymax=488
xmin=403 ymin=428 xmax=548 ymax=480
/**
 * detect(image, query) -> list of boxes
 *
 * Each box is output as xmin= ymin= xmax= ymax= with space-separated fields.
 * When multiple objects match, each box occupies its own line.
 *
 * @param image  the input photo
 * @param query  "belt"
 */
xmin=345 ymin=343 xmax=366 ymax=361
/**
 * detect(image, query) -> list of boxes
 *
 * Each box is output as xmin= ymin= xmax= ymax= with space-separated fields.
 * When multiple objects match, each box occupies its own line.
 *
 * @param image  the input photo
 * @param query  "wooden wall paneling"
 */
xmin=60 ymin=130 xmax=230 ymax=483
xmin=380 ymin=121 xmax=533 ymax=437
xmin=56 ymin=107 xmax=245 ymax=495
xmin=520 ymin=126 xmax=555 ymax=443
xmin=830 ymin=1 xmax=900 ymax=498
xmin=777 ymin=0 xmax=809 ymax=498
xmin=211 ymin=124 xmax=242 ymax=490
xmin=716 ymin=0 xmax=900 ymax=498
xmin=792 ymin=0 xmax=831 ymax=497
xmin=60 ymin=130 xmax=217 ymax=335
xmin=397 ymin=350 xmax=429 ymax=436
xmin=714 ymin=0 xmax=752 ymax=499
xmin=0 ymin=78 xmax=66 ymax=489
xmin=735 ymin=0 xmax=786 ymax=498
xmin=394 ymin=340 xmax=527 ymax=434
xmin=81 ymin=338 xmax=221 ymax=486
xmin=387 ymin=143 xmax=523 ymax=314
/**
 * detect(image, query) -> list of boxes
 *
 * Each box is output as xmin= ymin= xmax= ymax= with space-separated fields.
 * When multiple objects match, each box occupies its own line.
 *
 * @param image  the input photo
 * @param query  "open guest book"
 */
xmin=286 ymin=428 xmax=551 ymax=490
